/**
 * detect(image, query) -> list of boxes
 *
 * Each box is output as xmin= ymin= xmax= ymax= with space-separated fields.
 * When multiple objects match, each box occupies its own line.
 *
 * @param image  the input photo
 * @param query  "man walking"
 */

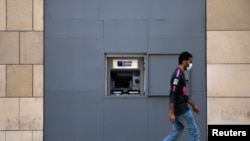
xmin=162 ymin=51 xmax=200 ymax=141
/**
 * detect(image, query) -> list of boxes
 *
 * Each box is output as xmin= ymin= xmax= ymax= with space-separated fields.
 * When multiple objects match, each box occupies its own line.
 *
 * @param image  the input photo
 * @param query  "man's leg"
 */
xmin=179 ymin=110 xmax=200 ymax=141
xmin=162 ymin=121 xmax=184 ymax=141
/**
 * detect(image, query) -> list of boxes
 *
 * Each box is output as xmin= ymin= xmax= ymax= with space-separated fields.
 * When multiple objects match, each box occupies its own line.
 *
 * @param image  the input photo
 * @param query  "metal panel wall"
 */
xmin=44 ymin=0 xmax=206 ymax=141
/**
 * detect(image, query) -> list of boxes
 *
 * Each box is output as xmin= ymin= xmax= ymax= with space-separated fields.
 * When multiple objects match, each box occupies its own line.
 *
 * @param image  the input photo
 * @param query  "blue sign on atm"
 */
xmin=113 ymin=59 xmax=138 ymax=69
xmin=117 ymin=60 xmax=132 ymax=67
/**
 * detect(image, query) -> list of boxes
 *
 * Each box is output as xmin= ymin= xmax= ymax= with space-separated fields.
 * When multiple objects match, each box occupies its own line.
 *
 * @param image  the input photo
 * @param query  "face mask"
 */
xmin=186 ymin=63 xmax=193 ymax=71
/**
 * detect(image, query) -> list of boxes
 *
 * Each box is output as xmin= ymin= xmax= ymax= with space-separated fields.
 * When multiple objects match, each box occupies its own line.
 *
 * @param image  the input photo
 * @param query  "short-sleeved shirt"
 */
xmin=169 ymin=67 xmax=190 ymax=116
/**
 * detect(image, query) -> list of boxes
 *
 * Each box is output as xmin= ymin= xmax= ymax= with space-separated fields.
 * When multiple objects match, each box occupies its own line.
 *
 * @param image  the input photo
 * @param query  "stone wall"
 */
xmin=0 ymin=0 xmax=44 ymax=141
xmin=207 ymin=0 xmax=250 ymax=124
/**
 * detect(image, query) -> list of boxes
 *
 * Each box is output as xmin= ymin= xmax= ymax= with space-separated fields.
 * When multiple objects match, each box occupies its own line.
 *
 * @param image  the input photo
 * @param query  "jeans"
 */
xmin=162 ymin=110 xmax=200 ymax=141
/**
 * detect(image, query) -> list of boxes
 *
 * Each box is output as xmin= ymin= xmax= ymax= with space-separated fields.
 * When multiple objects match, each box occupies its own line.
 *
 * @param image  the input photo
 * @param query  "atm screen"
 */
xmin=111 ymin=70 xmax=133 ymax=88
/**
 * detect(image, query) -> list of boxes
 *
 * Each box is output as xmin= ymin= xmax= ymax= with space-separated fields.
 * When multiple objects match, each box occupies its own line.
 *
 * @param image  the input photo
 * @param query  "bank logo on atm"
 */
xmin=113 ymin=59 xmax=138 ymax=69
xmin=117 ymin=60 xmax=132 ymax=67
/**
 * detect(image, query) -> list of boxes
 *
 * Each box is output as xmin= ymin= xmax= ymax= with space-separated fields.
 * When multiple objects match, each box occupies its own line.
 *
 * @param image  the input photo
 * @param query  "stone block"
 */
xmin=0 ymin=65 xmax=6 ymax=97
xmin=33 ymin=65 xmax=43 ymax=97
xmin=207 ymin=0 xmax=250 ymax=30
xmin=0 ymin=32 xmax=19 ymax=64
xmin=7 ymin=65 xmax=32 ymax=97
xmin=7 ymin=0 xmax=32 ymax=31
xmin=207 ymin=64 xmax=250 ymax=97
xmin=0 ymin=98 xmax=19 ymax=130
xmin=33 ymin=131 xmax=43 ymax=141
xmin=207 ymin=31 xmax=250 ymax=64
xmin=20 ymin=98 xmax=43 ymax=130
xmin=208 ymin=98 xmax=250 ymax=124
xmin=0 ymin=0 xmax=6 ymax=30
xmin=20 ymin=32 xmax=43 ymax=64
xmin=34 ymin=0 xmax=44 ymax=31
xmin=0 ymin=131 xmax=5 ymax=141
xmin=6 ymin=131 xmax=32 ymax=141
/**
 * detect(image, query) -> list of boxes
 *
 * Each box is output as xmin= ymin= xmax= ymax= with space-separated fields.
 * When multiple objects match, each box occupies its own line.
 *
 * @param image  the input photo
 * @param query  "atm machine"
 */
xmin=106 ymin=55 xmax=145 ymax=96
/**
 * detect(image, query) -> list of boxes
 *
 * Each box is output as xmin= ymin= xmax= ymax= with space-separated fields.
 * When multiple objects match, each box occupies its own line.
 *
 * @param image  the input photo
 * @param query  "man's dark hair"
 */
xmin=178 ymin=51 xmax=192 ymax=65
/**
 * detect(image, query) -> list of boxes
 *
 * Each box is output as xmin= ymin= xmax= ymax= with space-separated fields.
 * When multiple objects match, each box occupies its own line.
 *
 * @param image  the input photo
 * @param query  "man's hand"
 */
xmin=192 ymin=105 xmax=200 ymax=114
xmin=169 ymin=113 xmax=175 ymax=123
xmin=187 ymin=99 xmax=200 ymax=114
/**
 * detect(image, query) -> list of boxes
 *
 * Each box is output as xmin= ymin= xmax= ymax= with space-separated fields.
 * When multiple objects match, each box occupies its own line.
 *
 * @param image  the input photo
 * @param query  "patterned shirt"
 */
xmin=169 ymin=67 xmax=190 ymax=116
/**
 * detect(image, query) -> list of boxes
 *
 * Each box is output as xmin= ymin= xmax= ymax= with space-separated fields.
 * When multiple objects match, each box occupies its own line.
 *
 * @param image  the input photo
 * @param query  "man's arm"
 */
xmin=169 ymin=82 xmax=176 ymax=123
xmin=169 ymin=103 xmax=175 ymax=123
xmin=187 ymin=99 xmax=200 ymax=114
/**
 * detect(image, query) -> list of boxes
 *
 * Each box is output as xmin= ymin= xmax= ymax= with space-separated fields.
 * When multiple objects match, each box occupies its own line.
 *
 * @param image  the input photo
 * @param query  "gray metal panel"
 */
xmin=45 ymin=20 xmax=68 ymax=38
xmin=45 ymin=19 xmax=103 ymax=38
xmin=100 ymin=0 xmax=151 ymax=19
xmin=148 ymin=54 xmax=178 ymax=96
xmin=45 ymin=0 xmax=207 ymax=141
xmin=148 ymin=37 xmax=205 ymax=54
xmin=189 ymin=48 xmax=206 ymax=92
xmin=44 ymin=92 xmax=103 ymax=141
xmin=152 ymin=0 xmax=205 ymax=20
xmin=45 ymin=38 xmax=104 ymax=92
xmin=148 ymin=20 xmax=205 ymax=53
xmin=103 ymin=98 xmax=148 ymax=141
xmin=149 ymin=20 xmax=205 ymax=38
xmin=104 ymin=21 xmax=147 ymax=52
xmin=148 ymin=98 xmax=170 ymax=140
xmin=45 ymin=0 xmax=99 ymax=19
